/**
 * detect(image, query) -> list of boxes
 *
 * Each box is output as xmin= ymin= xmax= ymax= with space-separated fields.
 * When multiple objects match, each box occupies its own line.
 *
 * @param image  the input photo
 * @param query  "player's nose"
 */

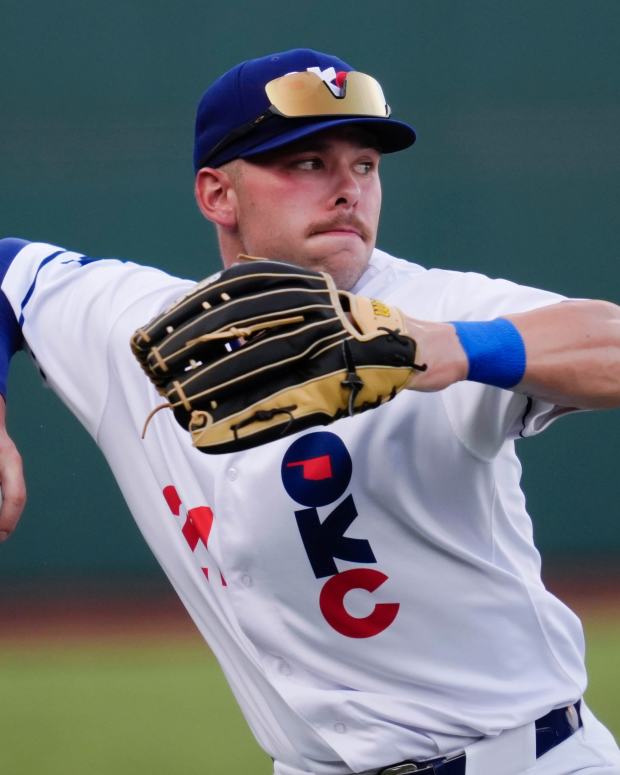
xmin=330 ymin=165 xmax=361 ymax=209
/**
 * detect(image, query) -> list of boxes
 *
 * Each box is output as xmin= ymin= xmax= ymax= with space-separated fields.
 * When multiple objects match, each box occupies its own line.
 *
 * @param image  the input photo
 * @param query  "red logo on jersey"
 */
xmin=286 ymin=454 xmax=333 ymax=480
xmin=319 ymin=569 xmax=400 ymax=638
xmin=162 ymin=485 xmax=226 ymax=585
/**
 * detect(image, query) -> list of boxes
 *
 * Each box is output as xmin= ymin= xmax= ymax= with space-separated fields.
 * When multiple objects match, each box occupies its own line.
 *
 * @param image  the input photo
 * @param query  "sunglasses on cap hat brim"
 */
xmin=204 ymin=70 xmax=390 ymax=165
xmin=266 ymin=70 xmax=390 ymax=118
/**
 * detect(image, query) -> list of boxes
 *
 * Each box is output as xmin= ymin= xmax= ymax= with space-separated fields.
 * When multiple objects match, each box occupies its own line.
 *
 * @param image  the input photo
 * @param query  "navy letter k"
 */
xmin=294 ymin=494 xmax=377 ymax=579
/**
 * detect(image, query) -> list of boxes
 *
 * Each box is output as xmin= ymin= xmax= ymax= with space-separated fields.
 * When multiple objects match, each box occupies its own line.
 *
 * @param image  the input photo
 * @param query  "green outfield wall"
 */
xmin=0 ymin=0 xmax=618 ymax=583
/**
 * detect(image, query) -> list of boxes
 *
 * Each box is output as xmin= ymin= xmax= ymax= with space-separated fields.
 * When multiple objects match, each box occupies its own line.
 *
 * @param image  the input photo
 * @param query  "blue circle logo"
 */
xmin=281 ymin=432 xmax=352 ymax=507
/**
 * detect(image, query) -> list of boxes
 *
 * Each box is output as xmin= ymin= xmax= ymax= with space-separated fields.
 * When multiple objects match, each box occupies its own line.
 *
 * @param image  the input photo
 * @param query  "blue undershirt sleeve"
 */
xmin=0 ymin=238 xmax=28 ymax=398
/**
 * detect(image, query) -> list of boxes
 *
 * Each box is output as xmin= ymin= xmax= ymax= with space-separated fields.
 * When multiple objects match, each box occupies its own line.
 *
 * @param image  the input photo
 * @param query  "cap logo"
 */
xmin=283 ymin=66 xmax=344 ymax=97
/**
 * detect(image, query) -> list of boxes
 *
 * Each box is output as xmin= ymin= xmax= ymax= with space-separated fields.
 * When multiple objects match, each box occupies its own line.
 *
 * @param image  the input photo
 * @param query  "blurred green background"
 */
xmin=0 ymin=0 xmax=618 ymax=771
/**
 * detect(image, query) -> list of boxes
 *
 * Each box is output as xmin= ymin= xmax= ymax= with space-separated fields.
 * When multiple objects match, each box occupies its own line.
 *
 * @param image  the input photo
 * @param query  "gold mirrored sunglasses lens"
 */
xmin=265 ymin=71 xmax=390 ymax=118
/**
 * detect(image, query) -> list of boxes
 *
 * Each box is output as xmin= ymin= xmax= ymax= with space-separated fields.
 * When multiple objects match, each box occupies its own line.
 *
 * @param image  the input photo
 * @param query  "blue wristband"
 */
xmin=451 ymin=318 xmax=526 ymax=389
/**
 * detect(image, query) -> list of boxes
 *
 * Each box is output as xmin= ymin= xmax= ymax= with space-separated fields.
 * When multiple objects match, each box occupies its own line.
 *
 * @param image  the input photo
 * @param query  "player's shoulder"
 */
xmin=361 ymin=248 xmax=565 ymax=320
xmin=0 ymin=237 xmax=196 ymax=325
xmin=0 ymin=237 xmax=31 ymax=259
xmin=365 ymin=248 xmax=505 ymax=286
xmin=0 ymin=237 xmax=113 ymax=274
xmin=0 ymin=237 xmax=64 ymax=266
xmin=358 ymin=248 xmax=425 ymax=285
xmin=0 ymin=236 xmax=181 ymax=284
xmin=357 ymin=248 xmax=482 ymax=301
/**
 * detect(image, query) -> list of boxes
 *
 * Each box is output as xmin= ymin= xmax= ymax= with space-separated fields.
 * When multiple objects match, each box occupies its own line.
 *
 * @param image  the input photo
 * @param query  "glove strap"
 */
xmin=340 ymin=340 xmax=365 ymax=415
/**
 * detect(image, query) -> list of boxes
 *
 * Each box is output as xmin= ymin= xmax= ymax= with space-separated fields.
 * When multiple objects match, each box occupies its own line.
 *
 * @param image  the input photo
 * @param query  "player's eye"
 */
xmin=355 ymin=161 xmax=375 ymax=175
xmin=294 ymin=157 xmax=323 ymax=171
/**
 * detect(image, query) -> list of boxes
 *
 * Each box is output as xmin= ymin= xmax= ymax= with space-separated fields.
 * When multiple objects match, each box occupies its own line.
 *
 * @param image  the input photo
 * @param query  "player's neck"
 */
xmin=215 ymin=227 xmax=246 ymax=269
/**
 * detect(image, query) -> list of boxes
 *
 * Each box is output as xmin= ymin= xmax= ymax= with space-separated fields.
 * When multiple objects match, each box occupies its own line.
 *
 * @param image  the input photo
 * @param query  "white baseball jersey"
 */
xmin=0 ymin=239 xmax=588 ymax=775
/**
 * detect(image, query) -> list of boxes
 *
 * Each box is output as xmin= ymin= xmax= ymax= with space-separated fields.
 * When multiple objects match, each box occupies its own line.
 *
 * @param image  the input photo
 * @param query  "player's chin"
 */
xmin=307 ymin=245 xmax=372 ymax=290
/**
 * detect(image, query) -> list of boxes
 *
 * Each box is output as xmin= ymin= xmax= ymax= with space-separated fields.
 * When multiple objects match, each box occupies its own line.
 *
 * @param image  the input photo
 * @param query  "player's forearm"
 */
xmin=403 ymin=299 xmax=620 ymax=409
xmin=506 ymin=299 xmax=620 ymax=409
xmin=0 ymin=397 xmax=27 ymax=541
xmin=0 ymin=268 xmax=27 ymax=540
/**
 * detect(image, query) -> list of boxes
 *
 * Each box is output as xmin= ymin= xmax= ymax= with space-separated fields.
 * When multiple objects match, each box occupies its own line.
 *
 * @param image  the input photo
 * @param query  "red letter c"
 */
xmin=319 ymin=568 xmax=399 ymax=638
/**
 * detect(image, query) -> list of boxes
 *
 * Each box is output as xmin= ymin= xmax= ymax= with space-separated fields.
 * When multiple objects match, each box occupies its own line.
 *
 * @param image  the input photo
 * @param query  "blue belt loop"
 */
xmin=377 ymin=701 xmax=583 ymax=775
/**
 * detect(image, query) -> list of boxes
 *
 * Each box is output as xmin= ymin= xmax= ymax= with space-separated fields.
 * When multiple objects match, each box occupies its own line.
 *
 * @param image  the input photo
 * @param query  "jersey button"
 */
xmin=277 ymin=659 xmax=292 ymax=676
xmin=333 ymin=723 xmax=346 ymax=734
xmin=241 ymin=574 xmax=253 ymax=588
xmin=227 ymin=467 xmax=238 ymax=482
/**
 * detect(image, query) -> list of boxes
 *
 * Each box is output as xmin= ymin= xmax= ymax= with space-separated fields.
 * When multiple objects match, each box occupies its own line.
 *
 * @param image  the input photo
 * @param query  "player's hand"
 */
xmin=0 ymin=398 xmax=26 ymax=542
xmin=402 ymin=316 xmax=468 ymax=392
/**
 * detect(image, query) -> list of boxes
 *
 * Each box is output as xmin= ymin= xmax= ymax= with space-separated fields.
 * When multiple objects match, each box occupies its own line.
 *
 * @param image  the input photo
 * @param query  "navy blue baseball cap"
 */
xmin=193 ymin=48 xmax=416 ymax=171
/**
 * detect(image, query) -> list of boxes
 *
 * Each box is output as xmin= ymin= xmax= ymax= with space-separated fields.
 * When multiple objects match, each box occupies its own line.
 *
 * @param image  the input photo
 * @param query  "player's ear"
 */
xmin=194 ymin=166 xmax=239 ymax=229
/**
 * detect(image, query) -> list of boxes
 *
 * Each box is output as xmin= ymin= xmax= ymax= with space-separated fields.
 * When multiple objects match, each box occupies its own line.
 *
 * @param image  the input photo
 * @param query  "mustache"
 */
xmin=307 ymin=216 xmax=369 ymax=241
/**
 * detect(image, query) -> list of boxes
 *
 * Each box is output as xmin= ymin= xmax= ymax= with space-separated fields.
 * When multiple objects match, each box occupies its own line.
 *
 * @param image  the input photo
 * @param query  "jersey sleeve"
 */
xmin=0 ymin=238 xmax=193 ymax=437
xmin=430 ymin=269 xmax=573 ymax=459
xmin=0 ymin=240 xmax=26 ymax=397
xmin=372 ymin=259 xmax=574 ymax=460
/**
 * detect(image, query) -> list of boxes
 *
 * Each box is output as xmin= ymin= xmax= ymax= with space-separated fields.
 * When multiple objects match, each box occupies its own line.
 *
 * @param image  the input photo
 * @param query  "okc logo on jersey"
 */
xmin=282 ymin=432 xmax=352 ymax=507
xmin=281 ymin=432 xmax=399 ymax=638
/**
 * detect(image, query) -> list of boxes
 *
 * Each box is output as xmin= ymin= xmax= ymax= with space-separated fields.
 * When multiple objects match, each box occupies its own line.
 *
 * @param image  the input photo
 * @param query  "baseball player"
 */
xmin=1 ymin=48 xmax=620 ymax=775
